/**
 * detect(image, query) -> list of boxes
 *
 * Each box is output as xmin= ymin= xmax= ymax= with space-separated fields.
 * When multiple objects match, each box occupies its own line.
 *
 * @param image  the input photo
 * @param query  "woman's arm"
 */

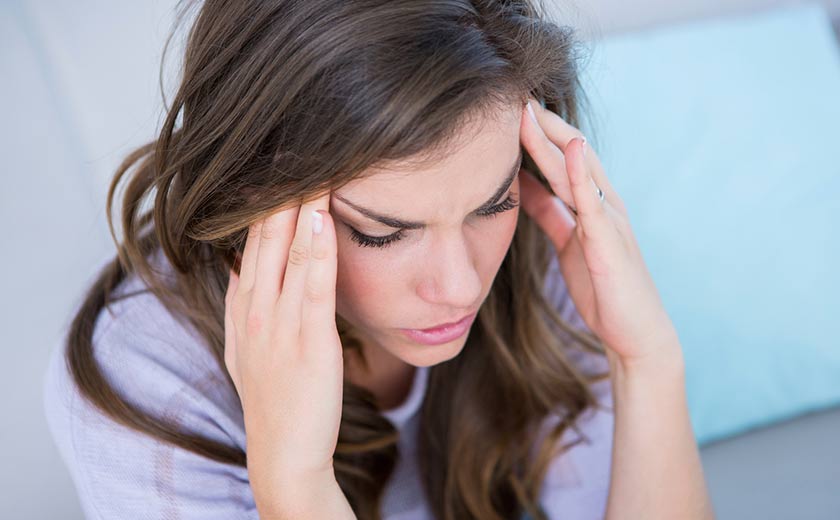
xmin=255 ymin=468 xmax=355 ymax=519
xmin=604 ymin=343 xmax=716 ymax=520
xmin=224 ymin=199 xmax=356 ymax=519
xmin=519 ymin=99 xmax=715 ymax=519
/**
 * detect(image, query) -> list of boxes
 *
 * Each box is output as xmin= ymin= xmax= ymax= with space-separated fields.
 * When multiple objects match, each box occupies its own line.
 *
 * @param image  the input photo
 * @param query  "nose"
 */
xmin=416 ymin=231 xmax=483 ymax=312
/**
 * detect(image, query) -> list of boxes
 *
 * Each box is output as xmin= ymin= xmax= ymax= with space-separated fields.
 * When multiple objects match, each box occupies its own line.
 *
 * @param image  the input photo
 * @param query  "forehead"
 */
xmin=332 ymin=105 xmax=522 ymax=214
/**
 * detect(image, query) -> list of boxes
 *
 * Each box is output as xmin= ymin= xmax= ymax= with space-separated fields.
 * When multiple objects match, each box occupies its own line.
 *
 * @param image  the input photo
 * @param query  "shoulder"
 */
xmin=42 ymin=251 xmax=253 ymax=519
xmin=67 ymin=250 xmax=243 ymax=437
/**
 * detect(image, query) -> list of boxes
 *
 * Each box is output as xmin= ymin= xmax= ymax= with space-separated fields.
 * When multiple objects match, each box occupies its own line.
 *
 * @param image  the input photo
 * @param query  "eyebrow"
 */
xmin=333 ymin=148 xmax=523 ymax=230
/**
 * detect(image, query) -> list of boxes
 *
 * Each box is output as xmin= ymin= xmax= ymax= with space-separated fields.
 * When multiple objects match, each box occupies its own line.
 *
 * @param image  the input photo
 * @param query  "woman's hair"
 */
xmin=64 ymin=1 xmax=609 ymax=518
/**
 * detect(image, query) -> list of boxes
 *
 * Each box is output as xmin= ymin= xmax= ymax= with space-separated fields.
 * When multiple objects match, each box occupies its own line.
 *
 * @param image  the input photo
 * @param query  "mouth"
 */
xmin=399 ymin=312 xmax=477 ymax=346
xmin=415 ymin=312 xmax=475 ymax=332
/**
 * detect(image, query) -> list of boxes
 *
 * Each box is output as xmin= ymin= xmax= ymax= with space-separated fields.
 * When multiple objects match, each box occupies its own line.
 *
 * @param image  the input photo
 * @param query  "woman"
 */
xmin=43 ymin=0 xmax=714 ymax=518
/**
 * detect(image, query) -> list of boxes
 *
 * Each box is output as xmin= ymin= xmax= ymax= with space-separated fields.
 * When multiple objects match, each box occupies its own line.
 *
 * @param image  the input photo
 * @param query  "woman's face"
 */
xmin=330 ymin=103 xmax=524 ymax=367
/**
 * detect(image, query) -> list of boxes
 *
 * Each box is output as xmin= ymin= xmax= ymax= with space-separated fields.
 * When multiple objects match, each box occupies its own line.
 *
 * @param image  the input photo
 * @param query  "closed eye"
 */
xmin=348 ymin=193 xmax=519 ymax=249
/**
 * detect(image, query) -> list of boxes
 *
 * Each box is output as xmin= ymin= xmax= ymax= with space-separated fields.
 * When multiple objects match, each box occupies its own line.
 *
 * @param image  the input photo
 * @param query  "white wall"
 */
xmin=2 ymin=2 xmax=179 ymax=518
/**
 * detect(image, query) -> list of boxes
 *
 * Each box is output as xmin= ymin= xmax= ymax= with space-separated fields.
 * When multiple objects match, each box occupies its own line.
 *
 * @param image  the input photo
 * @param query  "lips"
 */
xmin=400 ymin=312 xmax=478 ymax=346
xmin=415 ymin=312 xmax=474 ymax=332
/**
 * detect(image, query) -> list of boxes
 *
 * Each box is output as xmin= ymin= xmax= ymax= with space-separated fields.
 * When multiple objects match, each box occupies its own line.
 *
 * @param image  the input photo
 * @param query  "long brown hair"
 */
xmin=64 ymin=1 xmax=609 ymax=518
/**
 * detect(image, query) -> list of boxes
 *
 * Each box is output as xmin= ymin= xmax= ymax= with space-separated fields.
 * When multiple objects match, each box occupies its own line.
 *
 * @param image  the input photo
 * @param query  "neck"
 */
xmin=345 ymin=341 xmax=417 ymax=411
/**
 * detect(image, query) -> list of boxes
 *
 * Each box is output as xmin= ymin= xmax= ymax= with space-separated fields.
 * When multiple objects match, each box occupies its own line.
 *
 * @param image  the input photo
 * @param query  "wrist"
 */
xmin=252 ymin=468 xmax=355 ymax=520
xmin=607 ymin=328 xmax=685 ymax=376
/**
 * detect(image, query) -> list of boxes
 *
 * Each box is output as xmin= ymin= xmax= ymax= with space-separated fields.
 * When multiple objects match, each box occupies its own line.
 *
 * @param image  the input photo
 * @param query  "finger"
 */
xmin=566 ymin=137 xmax=613 ymax=239
xmin=526 ymin=98 xmax=620 ymax=206
xmin=518 ymin=168 xmax=577 ymax=252
xmin=526 ymin=98 xmax=585 ymax=153
xmin=300 ymin=207 xmax=338 ymax=339
xmin=277 ymin=192 xmax=331 ymax=333
xmin=250 ymin=204 xmax=300 ymax=325
xmin=520 ymin=101 xmax=575 ymax=209
xmin=237 ymin=220 xmax=263 ymax=294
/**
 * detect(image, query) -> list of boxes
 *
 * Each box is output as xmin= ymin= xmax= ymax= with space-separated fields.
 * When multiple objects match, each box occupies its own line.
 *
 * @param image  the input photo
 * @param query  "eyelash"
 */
xmin=348 ymin=194 xmax=520 ymax=249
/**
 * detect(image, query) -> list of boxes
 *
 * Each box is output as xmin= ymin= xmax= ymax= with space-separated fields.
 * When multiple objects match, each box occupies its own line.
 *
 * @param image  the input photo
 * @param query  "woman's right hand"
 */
xmin=223 ymin=191 xmax=353 ymax=517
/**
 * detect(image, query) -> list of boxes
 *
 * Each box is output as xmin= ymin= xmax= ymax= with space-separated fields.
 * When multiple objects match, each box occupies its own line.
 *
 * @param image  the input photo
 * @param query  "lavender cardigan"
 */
xmin=43 ymin=249 xmax=613 ymax=519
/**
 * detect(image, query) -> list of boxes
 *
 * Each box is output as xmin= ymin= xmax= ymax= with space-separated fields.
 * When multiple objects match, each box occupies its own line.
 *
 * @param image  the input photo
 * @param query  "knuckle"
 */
xmin=248 ymin=221 xmax=263 ymax=239
xmin=245 ymin=310 xmax=265 ymax=337
xmin=260 ymin=219 xmax=283 ymax=240
xmin=304 ymin=283 xmax=328 ymax=305
xmin=287 ymin=243 xmax=310 ymax=266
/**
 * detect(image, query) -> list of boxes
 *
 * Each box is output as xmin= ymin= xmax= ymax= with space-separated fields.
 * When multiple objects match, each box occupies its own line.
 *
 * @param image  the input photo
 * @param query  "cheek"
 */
xmin=335 ymin=243 xmax=406 ymax=325
xmin=502 ymin=207 xmax=520 ymax=241
xmin=466 ymin=209 xmax=520 ymax=289
xmin=480 ymin=206 xmax=520 ymax=257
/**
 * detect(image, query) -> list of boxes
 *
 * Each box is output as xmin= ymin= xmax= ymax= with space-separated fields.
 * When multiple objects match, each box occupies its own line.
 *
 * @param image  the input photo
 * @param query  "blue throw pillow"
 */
xmin=577 ymin=3 xmax=840 ymax=444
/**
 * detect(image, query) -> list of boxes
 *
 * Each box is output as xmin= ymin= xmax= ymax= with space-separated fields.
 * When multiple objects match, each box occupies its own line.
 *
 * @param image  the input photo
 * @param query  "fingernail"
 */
xmin=526 ymin=101 xmax=538 ymax=123
xmin=311 ymin=210 xmax=323 ymax=235
xmin=580 ymin=136 xmax=587 ymax=157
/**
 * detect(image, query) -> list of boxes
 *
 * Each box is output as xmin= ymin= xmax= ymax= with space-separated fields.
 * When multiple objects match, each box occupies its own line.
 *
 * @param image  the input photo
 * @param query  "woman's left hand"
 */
xmin=518 ymin=98 xmax=681 ymax=370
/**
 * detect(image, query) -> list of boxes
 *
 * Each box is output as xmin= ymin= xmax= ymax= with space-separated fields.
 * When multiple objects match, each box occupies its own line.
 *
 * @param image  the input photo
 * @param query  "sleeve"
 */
xmin=42 ymin=292 xmax=259 ymax=520
xmin=538 ymin=252 xmax=615 ymax=520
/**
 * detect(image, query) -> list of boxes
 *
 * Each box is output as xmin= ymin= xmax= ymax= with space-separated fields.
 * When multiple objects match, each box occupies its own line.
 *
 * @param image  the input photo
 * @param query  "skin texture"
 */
xmin=518 ymin=98 xmax=714 ymax=519
xmin=223 ymin=103 xmax=524 ymax=517
xmin=330 ymin=104 xmax=523 ymax=410
xmin=223 ymin=99 xmax=713 ymax=518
